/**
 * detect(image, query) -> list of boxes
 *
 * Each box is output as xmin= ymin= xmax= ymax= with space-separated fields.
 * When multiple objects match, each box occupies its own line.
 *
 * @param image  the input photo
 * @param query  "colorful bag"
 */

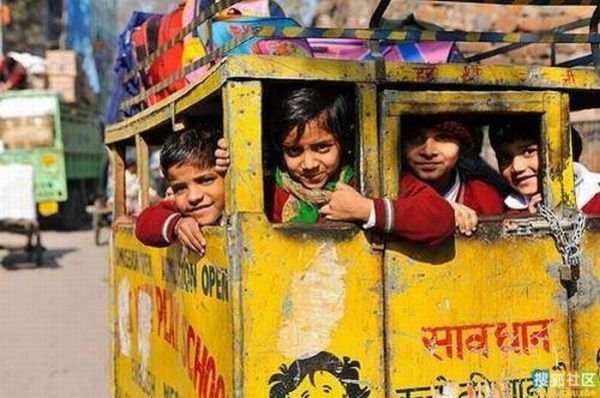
xmin=307 ymin=38 xmax=458 ymax=64
xmin=146 ymin=4 xmax=187 ymax=106
xmin=204 ymin=16 xmax=313 ymax=57
xmin=182 ymin=0 xmax=274 ymax=84
xmin=105 ymin=11 xmax=161 ymax=123
xmin=130 ymin=15 xmax=162 ymax=105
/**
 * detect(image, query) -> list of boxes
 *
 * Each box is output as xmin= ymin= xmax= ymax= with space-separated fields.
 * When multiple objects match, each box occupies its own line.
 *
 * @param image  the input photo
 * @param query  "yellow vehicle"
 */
xmin=106 ymin=0 xmax=599 ymax=396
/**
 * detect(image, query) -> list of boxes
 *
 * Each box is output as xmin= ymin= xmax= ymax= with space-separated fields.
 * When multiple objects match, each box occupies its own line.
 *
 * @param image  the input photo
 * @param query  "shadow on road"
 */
xmin=1 ymin=248 xmax=77 ymax=270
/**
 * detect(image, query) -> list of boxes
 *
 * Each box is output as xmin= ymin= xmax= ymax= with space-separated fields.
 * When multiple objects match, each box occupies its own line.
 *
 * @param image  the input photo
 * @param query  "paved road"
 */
xmin=0 ymin=228 xmax=110 ymax=397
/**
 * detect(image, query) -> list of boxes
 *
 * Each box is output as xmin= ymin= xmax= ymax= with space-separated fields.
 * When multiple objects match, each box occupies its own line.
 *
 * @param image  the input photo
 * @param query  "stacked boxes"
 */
xmin=46 ymin=50 xmax=78 ymax=102
xmin=0 ymin=115 xmax=55 ymax=149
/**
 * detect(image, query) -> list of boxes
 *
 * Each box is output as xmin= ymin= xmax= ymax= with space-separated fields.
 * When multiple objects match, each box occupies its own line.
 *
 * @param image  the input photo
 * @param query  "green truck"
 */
xmin=0 ymin=90 xmax=106 ymax=229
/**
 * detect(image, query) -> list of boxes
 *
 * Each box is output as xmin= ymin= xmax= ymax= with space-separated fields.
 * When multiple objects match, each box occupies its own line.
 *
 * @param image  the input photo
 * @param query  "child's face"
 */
xmin=496 ymin=139 xmax=539 ymax=196
xmin=403 ymin=127 xmax=460 ymax=189
xmin=167 ymin=162 xmax=225 ymax=225
xmin=282 ymin=119 xmax=342 ymax=189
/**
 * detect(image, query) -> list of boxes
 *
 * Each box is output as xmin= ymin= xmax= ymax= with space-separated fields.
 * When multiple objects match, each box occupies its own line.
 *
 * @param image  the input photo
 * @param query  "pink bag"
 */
xmin=182 ymin=0 xmax=271 ymax=84
xmin=307 ymin=38 xmax=457 ymax=64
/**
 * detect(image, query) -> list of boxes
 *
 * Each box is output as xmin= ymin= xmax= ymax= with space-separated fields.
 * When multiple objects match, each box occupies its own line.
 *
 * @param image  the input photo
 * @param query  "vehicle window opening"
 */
xmin=261 ymin=82 xmax=358 ymax=226
xmin=398 ymin=113 xmax=545 ymax=222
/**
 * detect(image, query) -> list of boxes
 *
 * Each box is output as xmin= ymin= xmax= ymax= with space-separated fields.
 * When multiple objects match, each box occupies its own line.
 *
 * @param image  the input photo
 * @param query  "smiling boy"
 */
xmin=135 ymin=125 xmax=224 ymax=255
xmin=490 ymin=119 xmax=600 ymax=214
xmin=400 ymin=116 xmax=504 ymax=235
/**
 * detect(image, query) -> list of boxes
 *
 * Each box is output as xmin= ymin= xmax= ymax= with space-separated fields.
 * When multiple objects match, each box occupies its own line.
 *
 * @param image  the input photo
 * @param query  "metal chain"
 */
xmin=538 ymin=204 xmax=586 ymax=280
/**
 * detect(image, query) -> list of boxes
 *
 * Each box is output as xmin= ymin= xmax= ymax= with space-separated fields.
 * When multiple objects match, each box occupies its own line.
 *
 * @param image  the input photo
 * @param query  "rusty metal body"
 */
xmin=106 ymin=3 xmax=600 ymax=396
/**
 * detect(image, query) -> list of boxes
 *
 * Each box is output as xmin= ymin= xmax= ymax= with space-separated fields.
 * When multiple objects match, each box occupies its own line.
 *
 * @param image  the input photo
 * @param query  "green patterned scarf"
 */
xmin=275 ymin=165 xmax=354 ymax=224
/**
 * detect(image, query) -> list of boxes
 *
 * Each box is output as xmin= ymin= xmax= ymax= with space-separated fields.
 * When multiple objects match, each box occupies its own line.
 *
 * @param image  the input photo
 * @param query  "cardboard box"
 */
xmin=45 ymin=50 xmax=78 ymax=76
xmin=48 ymin=74 xmax=76 ymax=102
xmin=0 ymin=115 xmax=55 ymax=149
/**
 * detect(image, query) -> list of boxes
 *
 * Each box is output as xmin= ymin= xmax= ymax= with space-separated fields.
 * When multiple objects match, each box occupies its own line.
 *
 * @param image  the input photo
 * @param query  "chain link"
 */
xmin=538 ymin=205 xmax=586 ymax=280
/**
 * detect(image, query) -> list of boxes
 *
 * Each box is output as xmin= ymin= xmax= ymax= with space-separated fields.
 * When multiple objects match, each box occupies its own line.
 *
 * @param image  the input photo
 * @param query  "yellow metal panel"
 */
xmin=542 ymin=93 xmax=576 ymax=212
xmin=111 ymin=144 xmax=126 ymax=217
xmin=357 ymin=84 xmax=380 ymax=197
xmin=225 ymin=55 xmax=377 ymax=83
xmin=381 ymin=102 xmax=400 ymax=198
xmin=386 ymin=91 xmax=546 ymax=116
xmin=135 ymin=135 xmax=149 ymax=210
xmin=111 ymin=227 xmax=233 ymax=398
xmin=223 ymin=81 xmax=264 ymax=214
xmin=385 ymin=63 xmax=600 ymax=91
xmin=385 ymin=236 xmax=572 ymax=395
xmin=573 ymin=227 xmax=600 ymax=379
xmin=236 ymin=214 xmax=385 ymax=396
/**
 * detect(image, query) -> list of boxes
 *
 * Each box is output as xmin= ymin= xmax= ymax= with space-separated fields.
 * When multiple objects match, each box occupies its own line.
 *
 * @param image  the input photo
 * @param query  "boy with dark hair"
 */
xmin=490 ymin=119 xmax=600 ymax=214
xmin=135 ymin=125 xmax=225 ymax=254
xmin=389 ymin=116 xmax=504 ymax=236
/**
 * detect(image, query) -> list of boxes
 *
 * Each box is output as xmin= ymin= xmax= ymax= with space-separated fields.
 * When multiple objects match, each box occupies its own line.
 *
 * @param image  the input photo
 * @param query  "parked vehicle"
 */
xmin=0 ymin=89 xmax=106 ymax=229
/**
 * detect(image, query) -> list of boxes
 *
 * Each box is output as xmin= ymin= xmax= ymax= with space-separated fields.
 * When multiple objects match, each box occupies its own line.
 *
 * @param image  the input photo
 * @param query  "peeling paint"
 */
xmin=137 ymin=289 xmax=152 ymax=382
xmin=277 ymin=243 xmax=346 ymax=358
xmin=117 ymin=278 xmax=131 ymax=357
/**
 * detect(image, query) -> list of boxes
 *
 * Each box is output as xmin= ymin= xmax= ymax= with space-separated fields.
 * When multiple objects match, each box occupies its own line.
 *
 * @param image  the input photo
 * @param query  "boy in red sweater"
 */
xmin=135 ymin=125 xmax=224 ymax=255
xmin=394 ymin=116 xmax=504 ymax=236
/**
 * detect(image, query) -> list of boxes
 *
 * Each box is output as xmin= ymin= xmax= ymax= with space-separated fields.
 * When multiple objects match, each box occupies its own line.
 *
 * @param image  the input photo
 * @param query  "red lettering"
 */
xmin=171 ymin=299 xmax=179 ymax=351
xmin=156 ymin=287 xmax=166 ymax=338
xmin=196 ymin=342 xmax=209 ymax=397
xmin=187 ymin=325 xmax=196 ymax=381
xmin=213 ymin=377 xmax=225 ymax=398
xmin=204 ymin=357 xmax=216 ymax=398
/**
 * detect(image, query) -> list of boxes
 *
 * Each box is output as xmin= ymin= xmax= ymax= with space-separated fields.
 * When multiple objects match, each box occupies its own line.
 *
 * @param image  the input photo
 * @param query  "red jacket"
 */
xmin=582 ymin=193 xmax=600 ymax=214
xmin=138 ymin=174 xmax=456 ymax=247
xmin=135 ymin=200 xmax=181 ymax=247
xmin=0 ymin=56 xmax=27 ymax=90
xmin=371 ymin=173 xmax=455 ymax=245
xmin=270 ymin=173 xmax=455 ymax=246
xmin=458 ymin=178 xmax=504 ymax=216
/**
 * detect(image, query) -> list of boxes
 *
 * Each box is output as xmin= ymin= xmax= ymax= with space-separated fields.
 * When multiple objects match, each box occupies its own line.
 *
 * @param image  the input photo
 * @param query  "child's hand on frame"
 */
xmin=448 ymin=201 xmax=478 ymax=236
xmin=215 ymin=138 xmax=230 ymax=175
xmin=527 ymin=193 xmax=543 ymax=214
xmin=174 ymin=217 xmax=207 ymax=256
xmin=319 ymin=181 xmax=372 ymax=223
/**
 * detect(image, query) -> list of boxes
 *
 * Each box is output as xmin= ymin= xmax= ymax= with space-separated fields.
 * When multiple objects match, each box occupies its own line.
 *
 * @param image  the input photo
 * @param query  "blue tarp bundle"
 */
xmin=104 ymin=11 xmax=161 ymax=124
xmin=66 ymin=0 xmax=100 ymax=93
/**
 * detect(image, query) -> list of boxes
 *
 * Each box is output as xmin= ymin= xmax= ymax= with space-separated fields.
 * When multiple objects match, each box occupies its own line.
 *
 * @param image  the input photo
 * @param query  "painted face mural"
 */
xmin=288 ymin=371 xmax=347 ymax=397
xmin=268 ymin=351 xmax=370 ymax=398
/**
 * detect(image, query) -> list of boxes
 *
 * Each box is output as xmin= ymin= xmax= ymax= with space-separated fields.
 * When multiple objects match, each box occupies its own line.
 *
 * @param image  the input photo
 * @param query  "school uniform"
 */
xmin=272 ymin=170 xmax=456 ymax=246
xmin=443 ymin=171 xmax=504 ymax=216
xmin=504 ymin=162 xmax=600 ymax=215
xmin=135 ymin=200 xmax=182 ymax=247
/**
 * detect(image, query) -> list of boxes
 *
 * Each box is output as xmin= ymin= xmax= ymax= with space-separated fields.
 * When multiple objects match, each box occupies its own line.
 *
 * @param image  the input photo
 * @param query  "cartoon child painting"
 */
xmin=268 ymin=351 xmax=370 ymax=397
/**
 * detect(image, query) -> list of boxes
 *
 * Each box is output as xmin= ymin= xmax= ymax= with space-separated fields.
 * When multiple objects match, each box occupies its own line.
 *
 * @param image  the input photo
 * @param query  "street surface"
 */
xmin=0 ymin=228 xmax=110 ymax=397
